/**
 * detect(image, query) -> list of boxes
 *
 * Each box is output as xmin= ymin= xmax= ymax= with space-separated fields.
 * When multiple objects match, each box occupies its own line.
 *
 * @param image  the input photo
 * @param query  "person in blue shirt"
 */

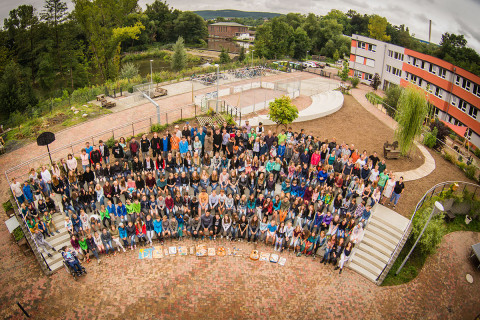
xmin=179 ymin=136 xmax=189 ymax=157
xmin=361 ymin=205 xmax=372 ymax=225
xmin=116 ymin=201 xmax=128 ymax=224
xmin=118 ymin=222 xmax=128 ymax=247
xmin=266 ymin=220 xmax=277 ymax=246
xmin=281 ymin=179 xmax=291 ymax=194
xmin=317 ymin=168 xmax=328 ymax=185
xmin=85 ymin=142 xmax=93 ymax=160
xmin=161 ymin=133 xmax=170 ymax=158
xmin=61 ymin=246 xmax=83 ymax=274
xmin=153 ymin=216 xmax=163 ymax=244
xmin=277 ymin=142 xmax=286 ymax=160
xmin=22 ymin=181 xmax=34 ymax=203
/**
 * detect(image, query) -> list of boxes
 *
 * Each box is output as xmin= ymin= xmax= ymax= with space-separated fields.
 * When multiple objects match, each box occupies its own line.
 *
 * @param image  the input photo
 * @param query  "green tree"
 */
xmin=333 ymin=50 xmax=340 ymax=62
xmin=145 ymin=0 xmax=179 ymax=43
xmin=254 ymin=17 xmax=294 ymax=59
xmin=339 ymin=61 xmax=350 ymax=82
xmin=219 ymin=47 xmax=231 ymax=64
xmin=371 ymin=73 xmax=381 ymax=90
xmin=72 ymin=0 xmax=141 ymax=81
xmin=368 ymin=15 xmax=391 ymax=41
xmin=171 ymin=36 xmax=187 ymax=71
xmin=119 ymin=62 xmax=139 ymax=81
xmin=410 ymin=202 xmax=446 ymax=255
xmin=41 ymin=0 xmax=68 ymax=50
xmin=238 ymin=46 xmax=246 ymax=62
xmin=268 ymin=95 xmax=299 ymax=129
xmin=292 ymin=27 xmax=310 ymax=60
xmin=383 ymin=84 xmax=403 ymax=117
xmin=173 ymin=11 xmax=208 ymax=44
xmin=0 ymin=61 xmax=38 ymax=116
xmin=394 ymin=85 xmax=429 ymax=156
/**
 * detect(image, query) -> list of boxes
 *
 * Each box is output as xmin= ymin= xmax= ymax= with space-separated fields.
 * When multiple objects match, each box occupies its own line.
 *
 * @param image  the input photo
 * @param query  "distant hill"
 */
xmin=194 ymin=10 xmax=281 ymax=20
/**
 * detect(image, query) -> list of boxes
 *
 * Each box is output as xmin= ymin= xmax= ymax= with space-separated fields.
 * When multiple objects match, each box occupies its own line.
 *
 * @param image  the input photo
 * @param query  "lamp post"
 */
xmin=215 ymin=64 xmax=219 ymax=113
xmin=150 ymin=59 xmax=153 ymax=97
xmin=396 ymin=201 xmax=444 ymax=275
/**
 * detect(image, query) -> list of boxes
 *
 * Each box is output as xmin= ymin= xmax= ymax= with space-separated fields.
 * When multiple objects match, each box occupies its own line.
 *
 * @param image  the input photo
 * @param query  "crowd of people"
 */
xmin=11 ymin=119 xmax=406 ymax=274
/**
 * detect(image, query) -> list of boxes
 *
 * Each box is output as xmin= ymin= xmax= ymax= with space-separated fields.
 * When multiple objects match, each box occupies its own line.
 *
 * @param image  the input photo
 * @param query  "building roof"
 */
xmin=210 ymin=22 xmax=245 ymax=27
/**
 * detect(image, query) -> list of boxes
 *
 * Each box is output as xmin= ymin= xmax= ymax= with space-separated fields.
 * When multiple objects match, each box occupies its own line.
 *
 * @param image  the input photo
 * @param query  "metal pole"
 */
xmin=132 ymin=123 xmax=135 ymax=137
xmin=396 ymin=201 xmax=444 ymax=275
xmin=46 ymin=144 xmax=53 ymax=168
xmin=216 ymin=64 xmax=219 ymax=113
xmin=150 ymin=60 xmax=153 ymax=98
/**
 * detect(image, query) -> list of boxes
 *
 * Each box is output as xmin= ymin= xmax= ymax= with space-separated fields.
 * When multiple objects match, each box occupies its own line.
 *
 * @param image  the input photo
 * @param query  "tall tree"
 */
xmin=73 ymin=0 xmax=143 ymax=81
xmin=219 ymin=47 xmax=231 ymax=64
xmin=292 ymin=27 xmax=310 ymax=60
xmin=394 ymin=85 xmax=429 ymax=156
xmin=173 ymin=11 xmax=208 ymax=44
xmin=41 ymin=0 xmax=68 ymax=50
xmin=368 ymin=15 xmax=391 ymax=41
xmin=0 ymin=61 xmax=38 ymax=116
xmin=171 ymin=36 xmax=187 ymax=71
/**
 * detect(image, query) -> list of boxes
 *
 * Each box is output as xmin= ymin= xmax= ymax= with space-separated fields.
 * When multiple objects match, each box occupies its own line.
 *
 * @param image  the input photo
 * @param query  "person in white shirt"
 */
xmin=41 ymin=166 xmax=52 ymax=194
xmin=10 ymin=177 xmax=25 ymax=204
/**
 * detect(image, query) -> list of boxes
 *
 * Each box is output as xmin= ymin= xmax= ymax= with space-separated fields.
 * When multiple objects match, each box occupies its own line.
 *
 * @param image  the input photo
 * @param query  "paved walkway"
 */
xmin=351 ymin=86 xmax=436 ymax=182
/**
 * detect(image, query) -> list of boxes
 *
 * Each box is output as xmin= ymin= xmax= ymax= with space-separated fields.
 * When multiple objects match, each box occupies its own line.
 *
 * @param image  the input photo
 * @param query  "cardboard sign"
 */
xmin=152 ymin=247 xmax=163 ymax=259
xmin=278 ymin=257 xmax=287 ymax=266
xmin=178 ymin=246 xmax=188 ymax=256
xmin=169 ymin=246 xmax=177 ymax=256
xmin=259 ymin=252 xmax=270 ymax=262
xmin=207 ymin=248 xmax=216 ymax=256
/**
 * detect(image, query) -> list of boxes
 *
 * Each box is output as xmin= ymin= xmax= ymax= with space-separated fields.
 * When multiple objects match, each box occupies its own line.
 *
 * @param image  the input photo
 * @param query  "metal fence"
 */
xmin=4 ymin=103 xmax=197 ymax=183
xmin=376 ymin=180 xmax=480 ymax=281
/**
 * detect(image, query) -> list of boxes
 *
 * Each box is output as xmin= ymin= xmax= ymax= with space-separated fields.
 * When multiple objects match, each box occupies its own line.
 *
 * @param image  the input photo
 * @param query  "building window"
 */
xmin=369 ymin=44 xmax=377 ymax=52
xmin=355 ymin=55 xmax=364 ymax=64
xmin=458 ymin=99 xmax=468 ymax=112
xmin=386 ymin=65 xmax=401 ymax=77
xmin=388 ymin=50 xmax=393 ymax=58
xmin=451 ymin=96 xmax=457 ymax=106
xmin=366 ymin=58 xmax=375 ymax=67
xmin=365 ymin=73 xmax=373 ymax=80
xmin=455 ymin=75 xmax=461 ymax=85
xmin=354 ymin=70 xmax=362 ymax=79
xmin=434 ymin=87 xmax=443 ymax=99
xmin=468 ymin=106 xmax=478 ymax=120
xmin=358 ymin=41 xmax=366 ymax=49
xmin=439 ymin=68 xmax=446 ymax=79
xmin=410 ymin=74 xmax=418 ymax=84
xmin=427 ymin=83 xmax=433 ymax=93
xmin=394 ymin=52 xmax=404 ymax=61
xmin=386 ymin=65 xmax=391 ymax=73
xmin=429 ymin=63 xmax=437 ymax=75
xmin=462 ymin=78 xmax=471 ymax=91
xmin=473 ymin=84 xmax=480 ymax=98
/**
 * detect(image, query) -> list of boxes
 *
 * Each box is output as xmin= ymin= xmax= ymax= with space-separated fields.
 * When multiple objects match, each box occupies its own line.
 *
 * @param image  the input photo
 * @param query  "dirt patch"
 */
xmin=46 ymin=113 xmax=69 ymax=127
xmin=264 ymin=94 xmax=424 ymax=174
xmin=253 ymin=95 xmax=312 ymax=117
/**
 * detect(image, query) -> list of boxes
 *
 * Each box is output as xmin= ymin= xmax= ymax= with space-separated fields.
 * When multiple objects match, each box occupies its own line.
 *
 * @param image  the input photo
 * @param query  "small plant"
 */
xmin=423 ymin=128 xmax=438 ymax=148
xmin=223 ymin=113 xmax=236 ymax=126
xmin=3 ymin=200 xmax=13 ymax=212
xmin=105 ymin=137 xmax=116 ymax=149
xmin=150 ymin=123 xmax=167 ymax=133
xmin=457 ymin=162 xmax=466 ymax=171
xmin=350 ymin=77 xmax=360 ymax=88
xmin=474 ymin=148 xmax=480 ymax=158
xmin=443 ymin=153 xmax=454 ymax=164
xmin=207 ymin=108 xmax=215 ymax=117
xmin=465 ymin=165 xmax=476 ymax=180
xmin=13 ymin=226 xmax=24 ymax=242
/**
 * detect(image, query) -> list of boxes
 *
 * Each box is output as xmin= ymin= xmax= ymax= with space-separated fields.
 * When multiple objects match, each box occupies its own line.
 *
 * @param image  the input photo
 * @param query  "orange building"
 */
xmin=349 ymin=34 xmax=480 ymax=148
xmin=208 ymin=22 xmax=248 ymax=39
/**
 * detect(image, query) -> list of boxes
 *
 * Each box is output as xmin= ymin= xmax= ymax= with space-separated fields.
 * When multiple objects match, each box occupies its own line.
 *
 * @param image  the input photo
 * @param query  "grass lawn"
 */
xmin=382 ymin=214 xmax=480 ymax=286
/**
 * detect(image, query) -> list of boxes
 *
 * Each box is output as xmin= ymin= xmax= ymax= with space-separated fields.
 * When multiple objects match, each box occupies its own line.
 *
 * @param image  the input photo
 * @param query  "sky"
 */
xmin=1 ymin=0 xmax=479 ymax=52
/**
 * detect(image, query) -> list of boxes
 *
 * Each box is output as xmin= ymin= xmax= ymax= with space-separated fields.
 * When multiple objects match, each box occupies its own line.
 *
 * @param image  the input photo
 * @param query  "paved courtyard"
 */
xmin=0 ymin=228 xmax=478 ymax=319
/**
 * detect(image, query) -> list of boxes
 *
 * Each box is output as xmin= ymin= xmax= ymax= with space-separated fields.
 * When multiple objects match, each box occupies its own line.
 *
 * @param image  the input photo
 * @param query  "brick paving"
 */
xmin=0 ymin=72 xmax=479 ymax=319
xmin=0 ymin=223 xmax=478 ymax=319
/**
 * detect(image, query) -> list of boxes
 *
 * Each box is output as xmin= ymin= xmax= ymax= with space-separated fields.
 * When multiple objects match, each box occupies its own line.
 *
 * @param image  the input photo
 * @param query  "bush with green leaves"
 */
xmin=410 ymin=203 xmax=446 ymax=255
xmin=383 ymin=85 xmax=402 ymax=118
xmin=151 ymin=123 xmax=167 ymax=133
xmin=339 ymin=61 xmax=349 ymax=82
xmin=105 ymin=137 xmax=116 ymax=149
xmin=423 ymin=127 xmax=438 ymax=148
xmin=350 ymin=77 xmax=360 ymax=88
xmin=268 ymin=95 xmax=299 ymax=128
xmin=171 ymin=37 xmax=187 ymax=72
xmin=119 ymin=62 xmax=139 ymax=81
xmin=465 ymin=165 xmax=476 ymax=180
xmin=474 ymin=148 xmax=480 ymax=158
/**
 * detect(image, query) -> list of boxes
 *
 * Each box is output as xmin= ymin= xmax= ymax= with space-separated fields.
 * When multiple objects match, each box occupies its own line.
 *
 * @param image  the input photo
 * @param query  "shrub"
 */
xmin=223 ymin=113 xmax=236 ymax=126
xmin=105 ymin=137 xmax=116 ymax=149
xmin=474 ymin=148 xmax=480 ymax=158
xmin=465 ymin=165 xmax=476 ymax=180
xmin=423 ymin=127 xmax=437 ymax=148
xmin=443 ymin=153 xmax=454 ymax=164
xmin=350 ymin=77 xmax=360 ymax=88
xmin=13 ymin=226 xmax=24 ymax=242
xmin=2 ymin=200 xmax=13 ymax=212
xmin=410 ymin=203 xmax=446 ymax=255
xmin=150 ymin=123 xmax=167 ymax=133
xmin=457 ymin=162 xmax=466 ymax=171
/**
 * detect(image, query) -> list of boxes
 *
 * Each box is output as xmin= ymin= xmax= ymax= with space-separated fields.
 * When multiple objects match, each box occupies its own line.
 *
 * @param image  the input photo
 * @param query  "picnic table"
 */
xmin=383 ymin=141 xmax=401 ymax=159
xmin=96 ymin=94 xmax=105 ymax=101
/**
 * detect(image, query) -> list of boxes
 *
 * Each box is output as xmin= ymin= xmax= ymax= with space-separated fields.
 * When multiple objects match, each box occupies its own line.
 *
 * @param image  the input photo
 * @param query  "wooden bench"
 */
xmin=100 ymin=99 xmax=116 ymax=108
xmin=96 ymin=94 xmax=105 ymax=101
xmin=383 ymin=141 xmax=401 ymax=159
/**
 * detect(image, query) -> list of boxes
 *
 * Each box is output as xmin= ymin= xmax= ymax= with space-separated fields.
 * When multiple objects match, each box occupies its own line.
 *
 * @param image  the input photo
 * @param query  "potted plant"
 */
xmin=3 ymin=200 xmax=14 ymax=218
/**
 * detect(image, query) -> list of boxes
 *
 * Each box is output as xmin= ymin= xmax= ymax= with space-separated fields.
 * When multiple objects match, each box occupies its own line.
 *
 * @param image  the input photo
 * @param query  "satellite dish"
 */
xmin=37 ymin=132 xmax=55 ymax=146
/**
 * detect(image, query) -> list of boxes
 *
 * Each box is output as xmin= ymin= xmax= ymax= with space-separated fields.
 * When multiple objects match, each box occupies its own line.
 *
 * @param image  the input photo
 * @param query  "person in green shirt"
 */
xmin=378 ymin=159 xmax=387 ymax=174
xmin=43 ymin=212 xmax=60 ymax=235
xmin=265 ymin=159 xmax=275 ymax=173
xmin=377 ymin=170 xmax=389 ymax=193
xmin=277 ymin=129 xmax=287 ymax=145
xmin=99 ymin=204 xmax=112 ymax=228
xmin=248 ymin=128 xmax=256 ymax=140
xmin=125 ymin=199 xmax=136 ymax=223
xmin=78 ymin=236 xmax=90 ymax=262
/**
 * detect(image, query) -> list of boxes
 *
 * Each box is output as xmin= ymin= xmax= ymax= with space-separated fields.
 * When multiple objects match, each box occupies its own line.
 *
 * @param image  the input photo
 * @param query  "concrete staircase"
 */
xmin=347 ymin=204 xmax=411 ymax=285
xmin=43 ymin=212 xmax=71 ymax=272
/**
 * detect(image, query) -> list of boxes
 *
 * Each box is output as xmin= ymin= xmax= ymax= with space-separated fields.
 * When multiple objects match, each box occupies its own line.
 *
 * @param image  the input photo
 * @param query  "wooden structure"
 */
xmin=151 ymin=84 xmax=168 ymax=98
xmin=383 ymin=141 xmax=401 ymax=159
xmin=100 ymin=98 xmax=116 ymax=109
xmin=96 ymin=94 xmax=105 ymax=101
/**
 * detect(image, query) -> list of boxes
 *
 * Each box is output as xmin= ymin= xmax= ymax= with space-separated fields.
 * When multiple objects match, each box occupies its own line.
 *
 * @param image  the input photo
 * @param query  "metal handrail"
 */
xmin=10 ymin=192 xmax=52 ymax=272
xmin=5 ymin=103 xmax=195 ymax=176
xmin=376 ymin=180 xmax=480 ymax=281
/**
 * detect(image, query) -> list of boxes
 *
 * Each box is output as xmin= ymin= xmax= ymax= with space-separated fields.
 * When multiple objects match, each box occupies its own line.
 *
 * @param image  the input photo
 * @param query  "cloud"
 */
xmin=455 ymin=17 xmax=480 ymax=44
